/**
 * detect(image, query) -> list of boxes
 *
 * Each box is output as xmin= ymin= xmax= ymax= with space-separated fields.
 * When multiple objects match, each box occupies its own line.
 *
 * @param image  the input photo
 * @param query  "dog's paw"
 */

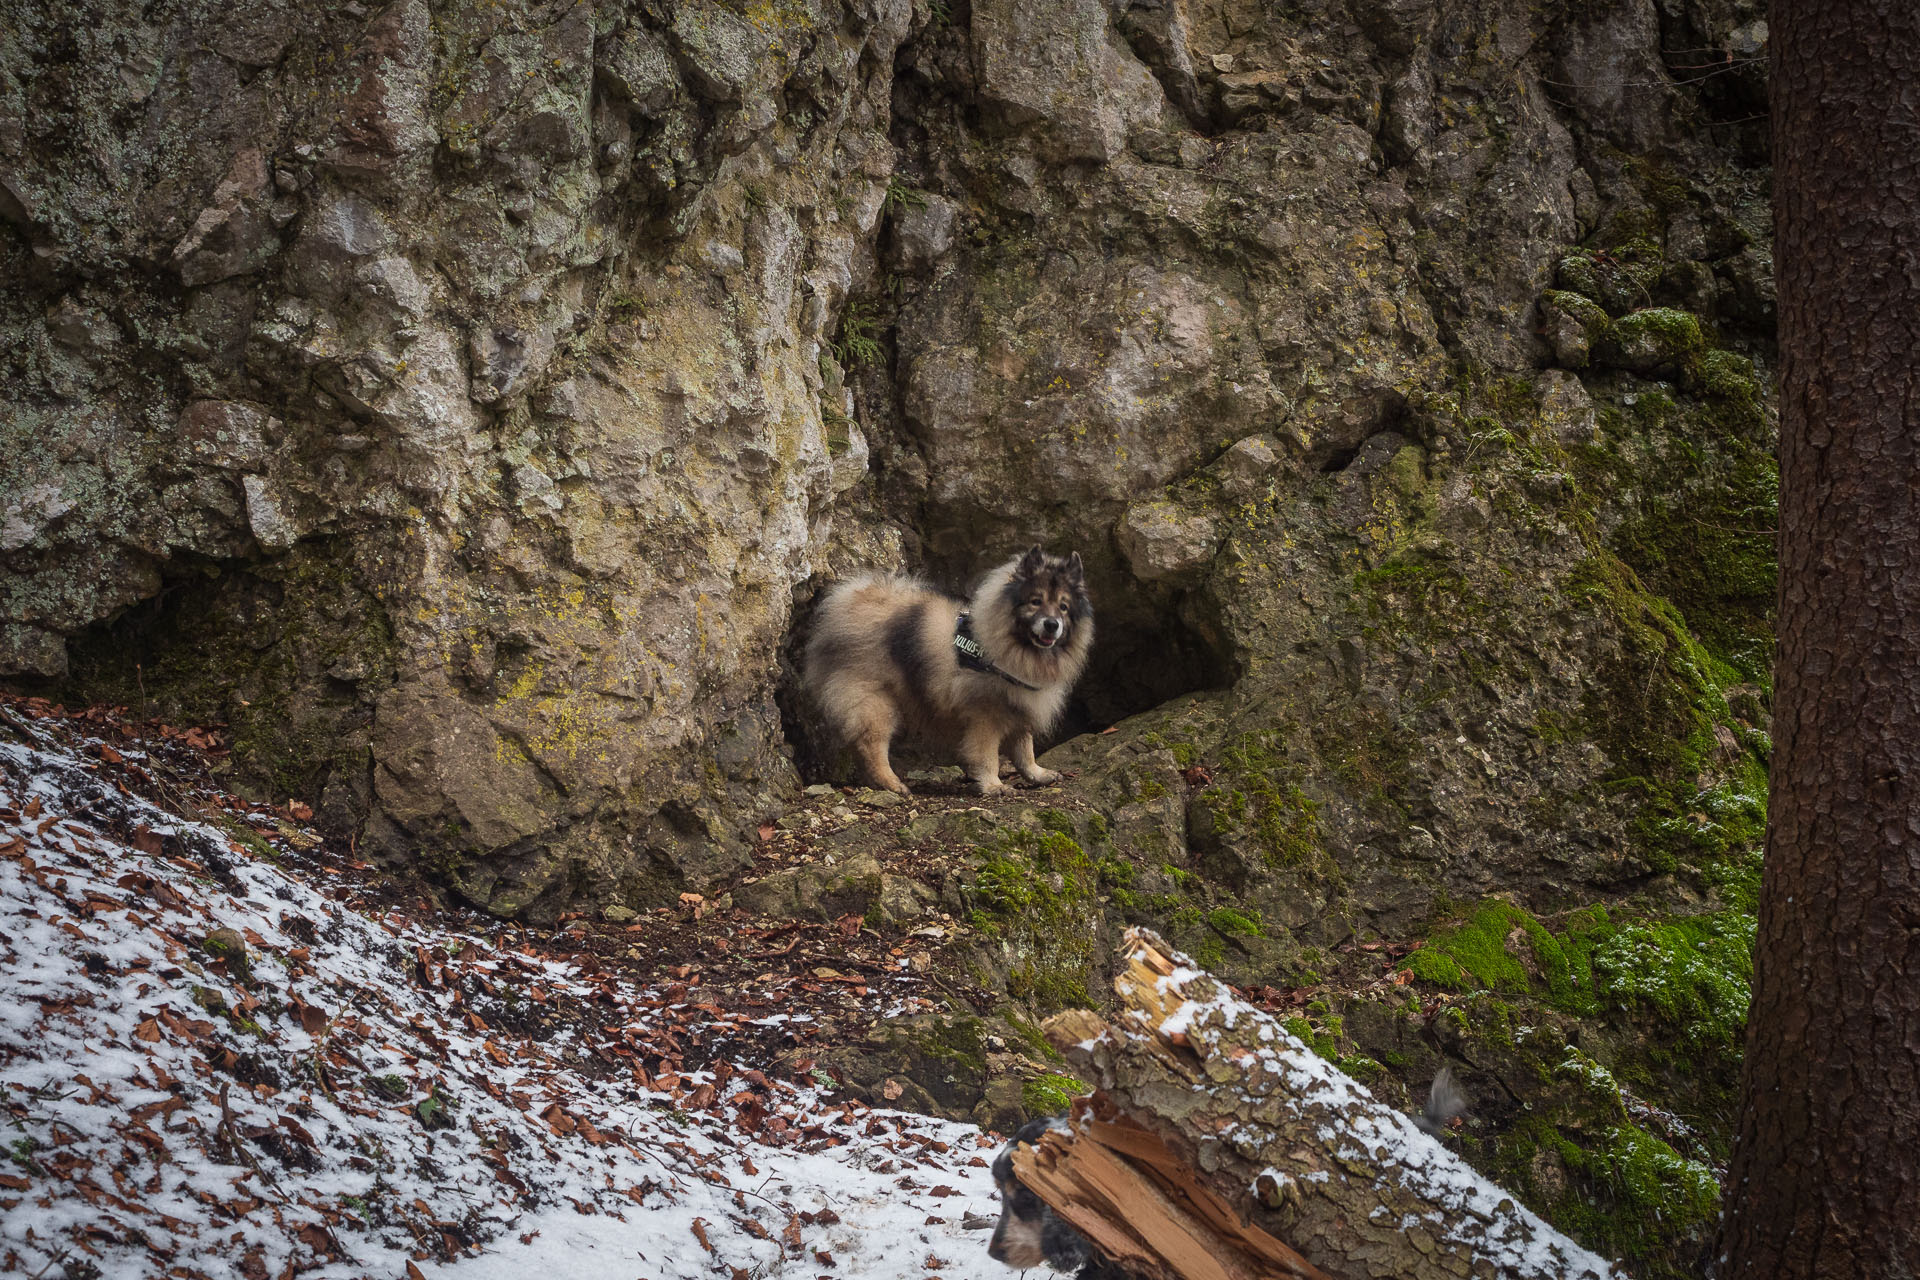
xmin=1019 ymin=768 xmax=1062 ymax=787
xmin=973 ymin=778 xmax=1010 ymax=797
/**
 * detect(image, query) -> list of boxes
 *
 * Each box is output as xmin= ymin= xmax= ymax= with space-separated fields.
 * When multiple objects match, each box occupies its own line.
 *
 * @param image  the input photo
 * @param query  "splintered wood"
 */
xmin=1009 ymin=1106 xmax=1332 ymax=1280
xmin=1028 ymin=927 xmax=1625 ymax=1280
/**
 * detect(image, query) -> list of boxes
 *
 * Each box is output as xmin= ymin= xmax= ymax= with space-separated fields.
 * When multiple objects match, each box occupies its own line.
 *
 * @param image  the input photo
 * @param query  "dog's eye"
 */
xmin=1028 ymin=597 xmax=1043 ymax=607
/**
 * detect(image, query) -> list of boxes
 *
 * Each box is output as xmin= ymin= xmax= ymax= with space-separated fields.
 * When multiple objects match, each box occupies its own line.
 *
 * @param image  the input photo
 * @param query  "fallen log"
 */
xmin=1025 ymin=927 xmax=1624 ymax=1280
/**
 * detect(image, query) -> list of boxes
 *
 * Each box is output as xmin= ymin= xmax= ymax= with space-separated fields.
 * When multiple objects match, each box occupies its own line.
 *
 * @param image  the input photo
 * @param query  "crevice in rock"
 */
xmin=1315 ymin=442 xmax=1365 ymax=473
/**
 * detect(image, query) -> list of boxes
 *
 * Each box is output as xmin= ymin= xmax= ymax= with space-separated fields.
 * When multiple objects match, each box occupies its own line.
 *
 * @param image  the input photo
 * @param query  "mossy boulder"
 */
xmin=814 ymin=1011 xmax=1072 ymax=1131
xmin=1602 ymin=308 xmax=1708 ymax=377
xmin=1555 ymin=247 xmax=1663 ymax=316
xmin=961 ymin=817 xmax=1109 ymax=1012
xmin=731 ymin=853 xmax=886 ymax=922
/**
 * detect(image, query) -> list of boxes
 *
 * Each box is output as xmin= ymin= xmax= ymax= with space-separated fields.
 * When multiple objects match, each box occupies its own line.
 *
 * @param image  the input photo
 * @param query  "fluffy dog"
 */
xmin=802 ymin=547 xmax=1093 ymax=796
xmin=988 ymin=1119 xmax=1132 ymax=1278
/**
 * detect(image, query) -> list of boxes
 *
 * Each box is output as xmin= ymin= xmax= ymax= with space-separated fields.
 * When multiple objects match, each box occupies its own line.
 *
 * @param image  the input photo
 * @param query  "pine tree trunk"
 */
xmin=1718 ymin=3 xmax=1920 ymax=1274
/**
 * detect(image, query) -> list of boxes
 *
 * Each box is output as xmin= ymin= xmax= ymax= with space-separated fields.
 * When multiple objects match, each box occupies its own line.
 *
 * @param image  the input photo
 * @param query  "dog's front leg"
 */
xmin=1008 ymin=732 xmax=1060 ymax=786
xmin=961 ymin=723 xmax=1009 ymax=796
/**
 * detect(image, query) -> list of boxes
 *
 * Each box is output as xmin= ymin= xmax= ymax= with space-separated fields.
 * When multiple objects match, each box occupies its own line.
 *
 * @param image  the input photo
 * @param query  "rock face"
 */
xmin=3 ymin=0 xmax=1773 ymax=944
xmin=4 ymin=0 xmax=1775 ymax=1271
xmin=3 ymin=0 xmax=916 ymax=914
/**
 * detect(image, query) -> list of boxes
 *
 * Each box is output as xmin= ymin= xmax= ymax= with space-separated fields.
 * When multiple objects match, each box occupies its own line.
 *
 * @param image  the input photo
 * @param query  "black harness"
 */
xmin=953 ymin=612 xmax=1041 ymax=691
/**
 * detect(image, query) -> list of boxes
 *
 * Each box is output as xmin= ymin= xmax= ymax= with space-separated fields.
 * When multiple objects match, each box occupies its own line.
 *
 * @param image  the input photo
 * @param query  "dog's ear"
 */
xmin=1064 ymin=551 xmax=1084 ymax=582
xmin=1018 ymin=545 xmax=1047 ymax=576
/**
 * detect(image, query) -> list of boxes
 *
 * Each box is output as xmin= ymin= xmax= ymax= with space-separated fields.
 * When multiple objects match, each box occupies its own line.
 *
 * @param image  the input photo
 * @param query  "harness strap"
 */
xmin=953 ymin=612 xmax=1041 ymax=691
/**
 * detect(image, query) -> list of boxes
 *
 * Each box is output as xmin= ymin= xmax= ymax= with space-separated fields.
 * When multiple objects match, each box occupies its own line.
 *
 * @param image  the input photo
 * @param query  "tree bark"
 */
xmin=1718 ymin=3 xmax=1920 ymax=1275
xmin=1040 ymin=928 xmax=1623 ymax=1280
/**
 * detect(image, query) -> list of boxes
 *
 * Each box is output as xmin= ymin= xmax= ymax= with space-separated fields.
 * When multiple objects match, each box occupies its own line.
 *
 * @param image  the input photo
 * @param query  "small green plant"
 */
xmin=927 ymin=0 xmax=951 ymax=24
xmin=415 ymin=1082 xmax=457 ymax=1130
xmin=883 ymin=177 xmax=928 ymax=213
xmin=832 ymin=301 xmax=885 ymax=368
xmin=8 ymin=1136 xmax=42 ymax=1175
xmin=607 ymin=293 xmax=645 ymax=322
xmin=369 ymin=1073 xmax=409 ymax=1100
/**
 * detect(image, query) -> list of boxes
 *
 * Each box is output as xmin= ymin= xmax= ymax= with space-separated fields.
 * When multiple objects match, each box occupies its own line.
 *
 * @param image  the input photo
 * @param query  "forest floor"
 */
xmin=0 ymin=694 xmax=1014 ymax=1280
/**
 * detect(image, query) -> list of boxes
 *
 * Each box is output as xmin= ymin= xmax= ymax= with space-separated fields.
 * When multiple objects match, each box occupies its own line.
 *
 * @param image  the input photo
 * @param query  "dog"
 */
xmin=988 ymin=1119 xmax=1133 ymax=1278
xmin=802 ymin=547 xmax=1093 ymax=796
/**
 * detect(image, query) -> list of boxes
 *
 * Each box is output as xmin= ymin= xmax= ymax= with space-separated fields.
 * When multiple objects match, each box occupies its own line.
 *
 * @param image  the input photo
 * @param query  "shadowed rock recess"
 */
xmin=3 ymin=0 xmax=1772 ymax=1273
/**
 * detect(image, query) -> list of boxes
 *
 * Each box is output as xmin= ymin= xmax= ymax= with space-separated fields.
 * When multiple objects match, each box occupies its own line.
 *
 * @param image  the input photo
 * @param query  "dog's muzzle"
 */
xmin=988 ymin=1211 xmax=1048 ymax=1269
xmin=1034 ymin=617 xmax=1063 ymax=647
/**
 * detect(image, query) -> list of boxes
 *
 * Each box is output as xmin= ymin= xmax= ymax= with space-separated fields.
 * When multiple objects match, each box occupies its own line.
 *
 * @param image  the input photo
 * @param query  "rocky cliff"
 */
xmin=3 ymin=1 xmax=1773 ymax=1273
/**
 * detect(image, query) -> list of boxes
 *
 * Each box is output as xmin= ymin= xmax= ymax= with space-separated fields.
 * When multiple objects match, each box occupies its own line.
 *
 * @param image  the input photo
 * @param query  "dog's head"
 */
xmin=1007 ymin=547 xmax=1091 ymax=653
xmin=987 ymin=1119 xmax=1094 ymax=1272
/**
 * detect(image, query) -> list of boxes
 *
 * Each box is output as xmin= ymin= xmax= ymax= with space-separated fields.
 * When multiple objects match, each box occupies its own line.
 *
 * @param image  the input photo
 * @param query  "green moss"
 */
xmin=906 ymin=1016 xmax=990 ymax=1076
xmin=968 ymin=828 xmax=1101 ymax=1012
xmin=1210 ymin=733 xmax=1331 ymax=867
xmin=1021 ymin=1072 xmax=1084 ymax=1117
xmin=1403 ymin=900 xmax=1608 ymax=1013
xmin=1403 ymin=948 xmax=1469 ymax=988
xmin=1003 ymin=1009 xmax=1065 ymax=1064
xmin=1541 ymin=288 xmax=1613 ymax=334
xmin=1591 ymin=902 xmax=1754 ymax=1050
xmin=1562 ymin=551 xmax=1769 ymax=872
xmin=1610 ymin=307 xmax=1706 ymax=364
xmin=1607 ymin=440 xmax=1776 ymax=683
xmin=1554 ymin=240 xmax=1662 ymax=313
xmin=1138 ymin=730 xmax=1199 ymax=769
xmin=1353 ymin=555 xmax=1485 ymax=646
xmin=1206 ymin=907 xmax=1263 ymax=938
xmin=1502 ymin=1115 xmax=1720 ymax=1278
xmin=1278 ymin=1009 xmax=1381 ymax=1081
xmin=1281 ymin=1014 xmax=1338 ymax=1060
xmin=1695 ymin=349 xmax=1762 ymax=403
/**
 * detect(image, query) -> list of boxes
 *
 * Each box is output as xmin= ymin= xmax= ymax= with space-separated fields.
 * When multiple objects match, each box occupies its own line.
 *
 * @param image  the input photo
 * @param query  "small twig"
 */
xmin=310 ymin=1014 xmax=345 ymax=1108
xmin=216 ymin=1080 xmax=287 ymax=1204
xmin=216 ymin=1082 xmax=350 ymax=1260
xmin=26 ymin=1246 xmax=70 ymax=1279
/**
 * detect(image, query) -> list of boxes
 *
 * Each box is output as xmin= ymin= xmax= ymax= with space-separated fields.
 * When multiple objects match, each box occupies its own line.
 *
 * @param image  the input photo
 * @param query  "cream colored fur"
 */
xmin=802 ymin=554 xmax=1094 ymax=796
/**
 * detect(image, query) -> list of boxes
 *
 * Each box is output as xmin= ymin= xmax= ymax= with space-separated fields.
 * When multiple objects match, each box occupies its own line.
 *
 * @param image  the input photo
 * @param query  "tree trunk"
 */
xmin=1039 ymin=928 xmax=1623 ymax=1280
xmin=1717 ymin=3 xmax=1920 ymax=1275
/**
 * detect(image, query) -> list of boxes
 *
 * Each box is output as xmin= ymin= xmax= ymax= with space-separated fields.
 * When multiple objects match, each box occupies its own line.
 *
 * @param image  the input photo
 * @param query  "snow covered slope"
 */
xmin=0 ymin=705 xmax=1009 ymax=1280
